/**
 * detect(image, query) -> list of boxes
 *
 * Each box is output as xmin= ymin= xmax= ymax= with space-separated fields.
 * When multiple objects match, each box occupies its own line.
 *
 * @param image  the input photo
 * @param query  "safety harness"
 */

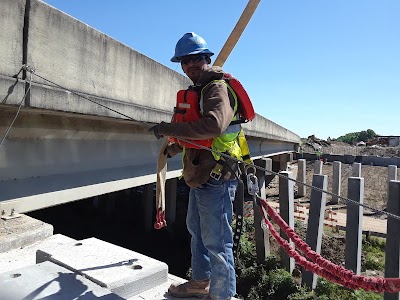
xmin=156 ymin=73 xmax=255 ymax=262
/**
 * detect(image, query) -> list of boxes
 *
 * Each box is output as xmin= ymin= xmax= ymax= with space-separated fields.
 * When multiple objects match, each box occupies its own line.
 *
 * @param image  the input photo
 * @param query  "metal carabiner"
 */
xmin=22 ymin=64 xmax=35 ymax=74
xmin=246 ymin=173 xmax=259 ymax=195
xmin=244 ymin=164 xmax=256 ymax=176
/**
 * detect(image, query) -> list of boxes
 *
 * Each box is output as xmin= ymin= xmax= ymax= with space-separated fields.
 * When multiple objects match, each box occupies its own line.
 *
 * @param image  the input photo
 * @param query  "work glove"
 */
xmin=148 ymin=123 xmax=164 ymax=139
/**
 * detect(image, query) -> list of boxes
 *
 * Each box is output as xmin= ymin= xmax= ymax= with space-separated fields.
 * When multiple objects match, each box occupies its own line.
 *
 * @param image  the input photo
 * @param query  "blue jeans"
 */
xmin=187 ymin=178 xmax=238 ymax=300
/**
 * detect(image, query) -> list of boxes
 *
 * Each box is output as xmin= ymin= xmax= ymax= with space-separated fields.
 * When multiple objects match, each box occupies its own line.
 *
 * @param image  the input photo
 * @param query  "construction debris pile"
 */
xmin=303 ymin=135 xmax=331 ymax=151
xmin=301 ymin=135 xmax=400 ymax=158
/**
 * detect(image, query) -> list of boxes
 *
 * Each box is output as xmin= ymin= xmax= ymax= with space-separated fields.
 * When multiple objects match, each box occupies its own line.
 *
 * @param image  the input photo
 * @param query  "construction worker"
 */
xmin=149 ymin=32 xmax=240 ymax=300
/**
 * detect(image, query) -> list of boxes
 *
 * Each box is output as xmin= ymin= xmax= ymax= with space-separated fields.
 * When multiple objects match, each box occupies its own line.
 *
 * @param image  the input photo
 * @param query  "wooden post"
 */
xmin=279 ymin=171 xmax=295 ymax=273
xmin=302 ymin=174 xmax=327 ymax=289
xmin=280 ymin=154 xmax=288 ymax=172
xmin=388 ymin=165 xmax=398 ymax=197
xmin=314 ymin=160 xmax=323 ymax=175
xmin=352 ymin=163 xmax=362 ymax=177
xmin=254 ymin=158 xmax=270 ymax=263
xmin=388 ymin=165 xmax=398 ymax=181
xmin=345 ymin=177 xmax=364 ymax=274
xmin=263 ymin=158 xmax=274 ymax=259
xmin=331 ymin=161 xmax=341 ymax=204
xmin=384 ymin=180 xmax=400 ymax=300
xmin=288 ymin=153 xmax=293 ymax=163
xmin=297 ymin=159 xmax=306 ymax=197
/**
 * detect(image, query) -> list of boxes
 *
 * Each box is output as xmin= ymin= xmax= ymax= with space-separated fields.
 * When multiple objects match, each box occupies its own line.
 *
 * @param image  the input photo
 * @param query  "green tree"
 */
xmin=366 ymin=129 xmax=376 ymax=138
xmin=336 ymin=129 xmax=377 ymax=145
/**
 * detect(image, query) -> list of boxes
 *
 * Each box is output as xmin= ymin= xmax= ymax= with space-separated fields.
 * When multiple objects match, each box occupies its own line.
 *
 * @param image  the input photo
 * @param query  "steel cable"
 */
xmin=0 ymin=67 xmax=33 ymax=148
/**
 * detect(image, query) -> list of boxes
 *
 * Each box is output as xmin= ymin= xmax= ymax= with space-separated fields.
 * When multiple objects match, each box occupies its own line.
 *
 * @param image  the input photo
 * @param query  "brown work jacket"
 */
xmin=158 ymin=66 xmax=236 ymax=188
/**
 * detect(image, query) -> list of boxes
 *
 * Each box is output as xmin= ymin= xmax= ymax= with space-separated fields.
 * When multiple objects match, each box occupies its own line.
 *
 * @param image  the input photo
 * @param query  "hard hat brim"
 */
xmin=171 ymin=49 xmax=214 ymax=63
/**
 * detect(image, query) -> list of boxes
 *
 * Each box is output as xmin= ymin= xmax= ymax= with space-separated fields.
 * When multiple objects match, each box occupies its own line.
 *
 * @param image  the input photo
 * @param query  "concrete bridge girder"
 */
xmin=0 ymin=105 xmax=297 ymax=215
xmin=0 ymin=0 xmax=300 ymax=215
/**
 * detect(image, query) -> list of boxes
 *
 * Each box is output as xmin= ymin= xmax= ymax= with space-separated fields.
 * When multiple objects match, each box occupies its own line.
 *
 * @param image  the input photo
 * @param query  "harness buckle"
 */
xmin=210 ymin=163 xmax=224 ymax=181
xmin=210 ymin=169 xmax=222 ymax=181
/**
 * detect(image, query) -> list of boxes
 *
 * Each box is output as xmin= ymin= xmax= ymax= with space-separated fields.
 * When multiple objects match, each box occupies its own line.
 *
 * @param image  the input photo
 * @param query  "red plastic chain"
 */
xmin=257 ymin=197 xmax=400 ymax=293
xmin=154 ymin=208 xmax=167 ymax=229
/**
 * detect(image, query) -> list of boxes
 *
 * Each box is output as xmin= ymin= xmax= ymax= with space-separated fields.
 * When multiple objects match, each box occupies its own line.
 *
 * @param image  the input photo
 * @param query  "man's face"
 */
xmin=180 ymin=55 xmax=209 ymax=83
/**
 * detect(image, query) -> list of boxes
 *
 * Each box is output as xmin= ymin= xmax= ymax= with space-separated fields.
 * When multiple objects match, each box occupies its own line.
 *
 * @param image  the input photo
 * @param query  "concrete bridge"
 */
xmin=0 ymin=0 xmax=300 ymax=216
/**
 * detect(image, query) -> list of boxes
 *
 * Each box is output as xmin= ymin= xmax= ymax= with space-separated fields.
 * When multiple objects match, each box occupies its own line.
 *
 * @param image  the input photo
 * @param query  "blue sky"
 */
xmin=42 ymin=0 xmax=399 ymax=139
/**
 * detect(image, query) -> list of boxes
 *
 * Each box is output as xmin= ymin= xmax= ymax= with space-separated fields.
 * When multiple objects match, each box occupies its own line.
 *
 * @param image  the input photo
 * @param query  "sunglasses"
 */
xmin=180 ymin=55 xmax=206 ymax=65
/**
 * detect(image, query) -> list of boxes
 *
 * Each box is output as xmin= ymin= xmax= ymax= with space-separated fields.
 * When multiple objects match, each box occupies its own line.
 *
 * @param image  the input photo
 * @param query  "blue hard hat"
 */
xmin=171 ymin=32 xmax=214 ymax=62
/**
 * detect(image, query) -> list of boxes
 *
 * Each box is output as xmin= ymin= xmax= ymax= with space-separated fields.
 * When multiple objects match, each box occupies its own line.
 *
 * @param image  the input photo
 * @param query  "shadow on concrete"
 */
xmin=21 ymin=271 xmax=123 ymax=300
xmin=2 ymin=71 xmax=22 ymax=104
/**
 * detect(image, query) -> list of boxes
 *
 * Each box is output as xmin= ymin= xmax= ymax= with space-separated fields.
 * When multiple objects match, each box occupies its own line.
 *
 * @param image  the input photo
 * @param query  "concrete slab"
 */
xmin=0 ymin=261 xmax=121 ymax=300
xmin=0 ymin=234 xmax=76 ymax=274
xmin=37 ymin=237 xmax=168 ymax=299
xmin=0 ymin=214 xmax=53 ymax=253
xmin=0 ymin=216 xmax=239 ymax=299
xmin=0 ymin=232 xmax=240 ymax=300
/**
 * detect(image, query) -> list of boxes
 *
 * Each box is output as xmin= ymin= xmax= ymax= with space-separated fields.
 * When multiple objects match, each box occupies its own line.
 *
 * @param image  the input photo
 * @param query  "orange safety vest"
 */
xmin=170 ymin=73 xmax=255 ymax=149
